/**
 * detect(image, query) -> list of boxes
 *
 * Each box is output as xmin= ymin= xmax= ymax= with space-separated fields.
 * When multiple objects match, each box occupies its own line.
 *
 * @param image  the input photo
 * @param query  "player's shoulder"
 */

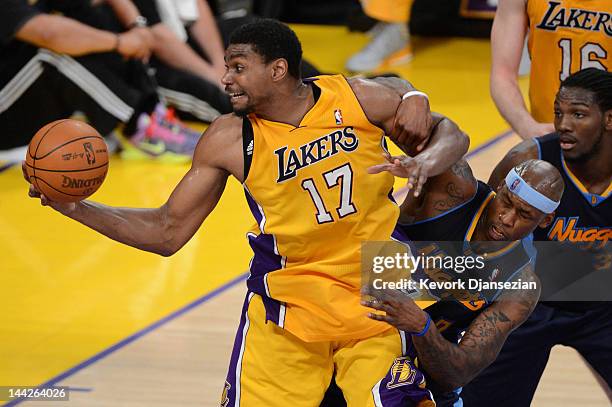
xmin=504 ymin=137 xmax=539 ymax=164
xmin=207 ymin=113 xmax=243 ymax=136
xmin=199 ymin=113 xmax=243 ymax=147
xmin=193 ymin=113 xmax=243 ymax=168
xmin=346 ymin=76 xmax=389 ymax=97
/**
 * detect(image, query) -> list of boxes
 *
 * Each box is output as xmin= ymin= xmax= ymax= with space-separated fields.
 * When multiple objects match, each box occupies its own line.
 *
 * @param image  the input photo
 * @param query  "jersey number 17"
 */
xmin=301 ymin=163 xmax=357 ymax=224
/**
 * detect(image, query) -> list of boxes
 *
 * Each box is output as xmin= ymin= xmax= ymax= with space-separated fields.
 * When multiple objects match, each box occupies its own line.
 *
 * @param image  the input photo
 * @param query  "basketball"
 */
xmin=24 ymin=119 xmax=109 ymax=202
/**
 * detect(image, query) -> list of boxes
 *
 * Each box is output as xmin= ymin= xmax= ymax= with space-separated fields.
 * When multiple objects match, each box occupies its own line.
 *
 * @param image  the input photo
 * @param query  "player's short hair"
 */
xmin=229 ymin=18 xmax=302 ymax=79
xmin=561 ymin=68 xmax=612 ymax=113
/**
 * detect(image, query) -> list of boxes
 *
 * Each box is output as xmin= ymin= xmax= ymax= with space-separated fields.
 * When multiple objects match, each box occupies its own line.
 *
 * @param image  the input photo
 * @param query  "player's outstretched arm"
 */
xmin=368 ymin=112 xmax=470 ymax=197
xmin=348 ymin=77 xmax=432 ymax=153
xmin=491 ymin=0 xmax=554 ymax=139
xmin=363 ymin=266 xmax=540 ymax=391
xmin=487 ymin=138 xmax=538 ymax=189
xmin=24 ymin=116 xmax=242 ymax=256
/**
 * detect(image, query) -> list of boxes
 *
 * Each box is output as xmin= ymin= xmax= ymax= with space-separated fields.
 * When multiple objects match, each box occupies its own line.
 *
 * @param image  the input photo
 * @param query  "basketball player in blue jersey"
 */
xmin=24 ymin=19 xmax=473 ymax=406
xmin=354 ymin=158 xmax=564 ymax=406
xmin=461 ymin=68 xmax=612 ymax=406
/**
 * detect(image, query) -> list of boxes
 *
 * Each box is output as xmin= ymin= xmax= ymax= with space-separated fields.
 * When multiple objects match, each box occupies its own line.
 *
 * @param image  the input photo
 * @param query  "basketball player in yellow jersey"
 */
xmin=24 ymin=19 xmax=470 ymax=406
xmin=491 ymin=0 xmax=611 ymax=139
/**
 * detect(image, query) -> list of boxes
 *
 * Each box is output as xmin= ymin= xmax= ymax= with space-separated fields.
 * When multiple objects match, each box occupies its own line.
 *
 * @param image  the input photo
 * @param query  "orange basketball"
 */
xmin=24 ymin=119 xmax=109 ymax=202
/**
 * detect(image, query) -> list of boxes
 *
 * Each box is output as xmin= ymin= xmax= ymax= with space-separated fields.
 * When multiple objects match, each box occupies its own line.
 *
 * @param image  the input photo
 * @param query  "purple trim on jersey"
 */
xmin=223 ymin=293 xmax=253 ymax=406
xmin=243 ymin=190 xmax=286 ymax=326
xmin=392 ymin=226 xmax=418 ymax=256
xmin=244 ymin=189 xmax=263 ymax=227
xmin=261 ymin=295 xmax=284 ymax=326
xmin=246 ymin=233 xmax=283 ymax=295
xmin=391 ymin=225 xmax=408 ymax=242
xmin=388 ymin=188 xmax=397 ymax=204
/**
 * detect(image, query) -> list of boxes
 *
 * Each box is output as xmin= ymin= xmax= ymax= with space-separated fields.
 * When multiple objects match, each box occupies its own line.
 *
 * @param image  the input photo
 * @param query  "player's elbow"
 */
xmin=157 ymin=248 xmax=177 ymax=257
xmin=456 ymin=130 xmax=470 ymax=156
xmin=436 ymin=378 xmax=462 ymax=393
xmin=156 ymin=231 xmax=184 ymax=257
xmin=155 ymin=205 xmax=187 ymax=257
xmin=435 ymin=371 xmax=477 ymax=392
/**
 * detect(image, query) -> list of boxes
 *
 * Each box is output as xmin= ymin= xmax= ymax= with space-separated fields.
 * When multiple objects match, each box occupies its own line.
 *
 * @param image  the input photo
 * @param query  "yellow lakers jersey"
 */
xmin=527 ymin=0 xmax=611 ymax=123
xmin=242 ymin=75 xmax=400 ymax=342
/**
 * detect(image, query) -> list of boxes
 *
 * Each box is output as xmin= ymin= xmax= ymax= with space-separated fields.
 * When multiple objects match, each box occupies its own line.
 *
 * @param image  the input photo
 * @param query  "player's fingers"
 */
xmin=28 ymin=184 xmax=40 ymax=198
xmin=390 ymin=116 xmax=402 ymax=141
xmin=384 ymin=289 xmax=405 ymax=302
xmin=40 ymin=194 xmax=49 ymax=206
xmin=371 ymin=299 xmax=396 ymax=316
xmin=367 ymin=164 xmax=393 ymax=174
xmin=361 ymin=299 xmax=385 ymax=311
xmin=394 ymin=128 xmax=410 ymax=148
xmin=367 ymin=313 xmax=393 ymax=324
xmin=388 ymin=154 xmax=408 ymax=162
xmin=415 ymin=135 xmax=430 ymax=153
xmin=21 ymin=161 xmax=30 ymax=183
xmin=414 ymin=173 xmax=428 ymax=197
xmin=407 ymin=164 xmax=420 ymax=190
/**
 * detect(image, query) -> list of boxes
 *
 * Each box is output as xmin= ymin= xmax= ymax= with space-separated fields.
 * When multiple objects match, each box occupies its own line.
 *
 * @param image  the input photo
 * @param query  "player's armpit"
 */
xmin=487 ymin=138 xmax=539 ymax=189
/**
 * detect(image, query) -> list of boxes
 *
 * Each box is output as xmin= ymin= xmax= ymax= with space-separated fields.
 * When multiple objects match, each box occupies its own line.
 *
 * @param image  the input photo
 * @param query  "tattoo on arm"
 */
xmin=432 ymin=182 xmax=466 ymax=212
xmin=412 ymin=266 xmax=539 ymax=391
xmin=450 ymin=160 xmax=474 ymax=180
xmin=430 ymin=160 xmax=475 ymax=212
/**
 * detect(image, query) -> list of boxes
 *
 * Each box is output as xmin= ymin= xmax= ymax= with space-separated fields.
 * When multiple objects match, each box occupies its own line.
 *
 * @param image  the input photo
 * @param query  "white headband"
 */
xmin=505 ymin=168 xmax=560 ymax=214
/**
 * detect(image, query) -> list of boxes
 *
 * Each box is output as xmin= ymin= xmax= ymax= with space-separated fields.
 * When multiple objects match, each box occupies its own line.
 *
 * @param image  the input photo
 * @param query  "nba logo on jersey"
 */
xmin=334 ymin=109 xmax=343 ymax=125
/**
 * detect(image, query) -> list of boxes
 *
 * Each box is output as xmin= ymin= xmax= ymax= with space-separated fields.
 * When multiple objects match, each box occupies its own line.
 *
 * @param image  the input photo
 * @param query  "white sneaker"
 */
xmin=0 ymin=145 xmax=27 ymax=163
xmin=346 ymin=22 xmax=413 ymax=72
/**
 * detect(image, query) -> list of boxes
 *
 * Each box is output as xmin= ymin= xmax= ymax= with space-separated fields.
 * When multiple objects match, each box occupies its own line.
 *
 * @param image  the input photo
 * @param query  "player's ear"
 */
xmin=497 ymin=180 xmax=505 ymax=193
xmin=604 ymin=108 xmax=612 ymax=131
xmin=538 ymin=212 xmax=555 ymax=229
xmin=270 ymin=58 xmax=288 ymax=82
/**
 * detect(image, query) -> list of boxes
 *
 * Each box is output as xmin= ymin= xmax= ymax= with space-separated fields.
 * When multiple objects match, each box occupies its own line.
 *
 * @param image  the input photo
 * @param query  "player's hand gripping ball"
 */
xmin=24 ymin=119 xmax=109 ymax=202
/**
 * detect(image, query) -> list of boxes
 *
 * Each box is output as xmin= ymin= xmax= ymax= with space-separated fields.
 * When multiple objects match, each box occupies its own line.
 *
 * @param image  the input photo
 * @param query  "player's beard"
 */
xmin=564 ymin=129 xmax=604 ymax=164
xmin=234 ymin=106 xmax=253 ymax=117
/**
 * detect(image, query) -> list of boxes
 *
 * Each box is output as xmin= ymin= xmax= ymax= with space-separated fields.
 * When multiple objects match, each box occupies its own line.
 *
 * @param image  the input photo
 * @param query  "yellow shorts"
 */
xmin=361 ymin=0 xmax=414 ymax=23
xmin=221 ymin=293 xmax=435 ymax=406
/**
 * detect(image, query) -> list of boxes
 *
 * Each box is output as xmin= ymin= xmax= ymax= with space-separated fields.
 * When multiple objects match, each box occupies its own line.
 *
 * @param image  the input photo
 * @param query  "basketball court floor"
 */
xmin=1 ymin=25 xmax=609 ymax=406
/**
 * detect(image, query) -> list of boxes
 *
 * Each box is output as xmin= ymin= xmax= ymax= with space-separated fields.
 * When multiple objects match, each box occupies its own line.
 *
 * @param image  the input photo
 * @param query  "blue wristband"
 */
xmin=410 ymin=314 xmax=432 ymax=337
